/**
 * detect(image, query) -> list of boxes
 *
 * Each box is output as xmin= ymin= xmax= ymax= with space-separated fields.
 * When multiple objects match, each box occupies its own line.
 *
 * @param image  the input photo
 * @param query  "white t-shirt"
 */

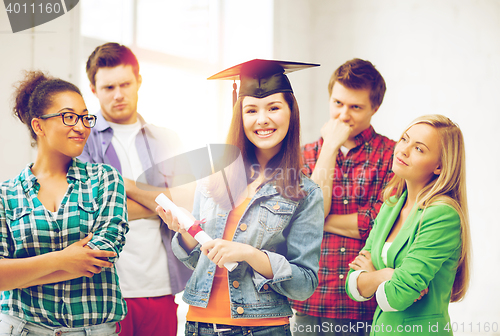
xmin=108 ymin=120 xmax=171 ymax=298
xmin=340 ymin=146 xmax=349 ymax=157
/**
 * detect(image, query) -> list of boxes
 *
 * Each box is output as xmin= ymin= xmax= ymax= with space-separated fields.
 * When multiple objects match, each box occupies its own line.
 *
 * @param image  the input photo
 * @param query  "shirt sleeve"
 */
xmin=0 ymin=195 xmax=10 ymax=259
xmin=346 ymin=270 xmax=373 ymax=301
xmin=376 ymin=205 xmax=461 ymax=311
xmin=171 ymin=232 xmax=202 ymax=270
xmin=85 ymin=165 xmax=129 ymax=262
xmin=170 ymin=183 xmax=203 ymax=269
xmin=357 ymin=147 xmax=395 ymax=240
xmin=345 ymin=206 xmax=380 ymax=301
xmin=252 ymin=184 xmax=325 ymax=301
xmin=300 ymin=141 xmax=319 ymax=177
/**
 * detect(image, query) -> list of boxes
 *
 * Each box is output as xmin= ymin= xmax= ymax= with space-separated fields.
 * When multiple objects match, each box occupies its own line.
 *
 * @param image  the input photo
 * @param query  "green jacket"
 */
xmin=346 ymin=191 xmax=461 ymax=335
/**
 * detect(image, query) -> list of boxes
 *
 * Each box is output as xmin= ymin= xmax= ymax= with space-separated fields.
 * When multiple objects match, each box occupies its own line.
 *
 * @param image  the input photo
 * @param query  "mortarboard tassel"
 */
xmin=232 ymin=81 xmax=237 ymax=108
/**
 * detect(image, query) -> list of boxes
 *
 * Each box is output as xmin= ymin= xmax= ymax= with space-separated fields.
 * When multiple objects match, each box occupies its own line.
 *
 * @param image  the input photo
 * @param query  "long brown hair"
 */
xmin=209 ymin=92 xmax=305 ymax=209
xmin=383 ymin=114 xmax=470 ymax=302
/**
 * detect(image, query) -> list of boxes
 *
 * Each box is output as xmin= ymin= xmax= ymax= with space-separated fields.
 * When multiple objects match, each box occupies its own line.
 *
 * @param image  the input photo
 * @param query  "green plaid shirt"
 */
xmin=0 ymin=159 xmax=128 ymax=327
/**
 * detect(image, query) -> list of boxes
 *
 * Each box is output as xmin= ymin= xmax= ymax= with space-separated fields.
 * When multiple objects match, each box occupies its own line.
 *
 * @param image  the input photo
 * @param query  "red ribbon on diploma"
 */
xmin=187 ymin=219 xmax=206 ymax=238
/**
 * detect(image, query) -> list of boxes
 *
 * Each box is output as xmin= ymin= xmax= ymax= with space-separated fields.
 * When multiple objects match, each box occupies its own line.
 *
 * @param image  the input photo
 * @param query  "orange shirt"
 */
xmin=186 ymin=198 xmax=289 ymax=326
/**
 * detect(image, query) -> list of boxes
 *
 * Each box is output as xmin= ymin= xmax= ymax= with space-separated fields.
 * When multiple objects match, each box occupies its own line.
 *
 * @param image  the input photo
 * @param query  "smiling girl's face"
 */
xmin=242 ymin=92 xmax=291 ymax=160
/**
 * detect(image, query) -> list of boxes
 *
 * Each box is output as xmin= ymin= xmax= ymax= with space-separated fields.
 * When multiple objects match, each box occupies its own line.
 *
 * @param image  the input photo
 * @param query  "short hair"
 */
xmin=328 ymin=58 xmax=386 ymax=110
xmin=12 ymin=70 xmax=82 ymax=147
xmin=86 ymin=42 xmax=139 ymax=86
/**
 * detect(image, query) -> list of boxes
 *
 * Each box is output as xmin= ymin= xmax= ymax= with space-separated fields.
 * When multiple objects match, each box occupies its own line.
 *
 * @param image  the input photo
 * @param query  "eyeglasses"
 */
xmin=39 ymin=112 xmax=97 ymax=128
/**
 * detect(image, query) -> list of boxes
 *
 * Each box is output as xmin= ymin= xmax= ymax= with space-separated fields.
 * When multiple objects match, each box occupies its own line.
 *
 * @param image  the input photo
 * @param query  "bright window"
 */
xmin=80 ymin=0 xmax=273 ymax=150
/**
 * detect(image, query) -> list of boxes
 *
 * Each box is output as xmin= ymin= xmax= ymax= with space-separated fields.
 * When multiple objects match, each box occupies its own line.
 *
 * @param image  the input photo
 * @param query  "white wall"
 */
xmin=0 ymin=7 xmax=80 ymax=182
xmin=1 ymin=1 xmax=499 ymax=335
xmin=274 ymin=1 xmax=500 ymax=335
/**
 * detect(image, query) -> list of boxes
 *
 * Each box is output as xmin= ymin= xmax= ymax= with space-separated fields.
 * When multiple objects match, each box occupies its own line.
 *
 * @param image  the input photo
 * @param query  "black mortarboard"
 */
xmin=208 ymin=59 xmax=320 ymax=106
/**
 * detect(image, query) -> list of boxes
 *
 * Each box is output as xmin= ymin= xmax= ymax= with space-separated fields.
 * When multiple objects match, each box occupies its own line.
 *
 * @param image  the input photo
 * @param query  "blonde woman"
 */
xmin=346 ymin=114 xmax=470 ymax=335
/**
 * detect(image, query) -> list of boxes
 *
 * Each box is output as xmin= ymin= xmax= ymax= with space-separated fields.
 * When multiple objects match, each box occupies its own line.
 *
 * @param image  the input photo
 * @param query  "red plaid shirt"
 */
xmin=291 ymin=126 xmax=395 ymax=320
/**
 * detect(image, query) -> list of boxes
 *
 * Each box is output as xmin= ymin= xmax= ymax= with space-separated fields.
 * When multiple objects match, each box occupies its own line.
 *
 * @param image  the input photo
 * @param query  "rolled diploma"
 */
xmin=155 ymin=193 xmax=238 ymax=272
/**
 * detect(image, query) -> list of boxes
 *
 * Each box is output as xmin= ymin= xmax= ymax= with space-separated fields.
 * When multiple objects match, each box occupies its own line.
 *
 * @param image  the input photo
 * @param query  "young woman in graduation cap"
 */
xmin=156 ymin=59 xmax=324 ymax=335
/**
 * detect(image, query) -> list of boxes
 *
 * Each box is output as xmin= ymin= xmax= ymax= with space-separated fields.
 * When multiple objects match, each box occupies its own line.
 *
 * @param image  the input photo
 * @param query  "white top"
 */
xmin=109 ymin=120 xmax=171 ymax=298
xmin=381 ymin=242 xmax=392 ymax=267
xmin=340 ymin=146 xmax=349 ymax=156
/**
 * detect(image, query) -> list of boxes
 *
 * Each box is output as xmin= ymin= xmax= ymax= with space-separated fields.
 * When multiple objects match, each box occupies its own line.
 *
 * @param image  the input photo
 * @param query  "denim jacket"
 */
xmin=171 ymin=175 xmax=324 ymax=319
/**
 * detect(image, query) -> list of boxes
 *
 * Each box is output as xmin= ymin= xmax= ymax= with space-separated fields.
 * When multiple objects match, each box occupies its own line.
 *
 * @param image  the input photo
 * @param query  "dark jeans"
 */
xmin=292 ymin=312 xmax=371 ymax=336
xmin=185 ymin=321 xmax=292 ymax=336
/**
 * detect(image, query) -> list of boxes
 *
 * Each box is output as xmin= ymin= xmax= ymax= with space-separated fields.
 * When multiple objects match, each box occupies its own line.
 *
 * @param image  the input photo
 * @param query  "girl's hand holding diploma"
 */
xmin=201 ymin=239 xmax=248 ymax=269
xmin=156 ymin=204 xmax=198 ymax=251
xmin=155 ymin=193 xmax=238 ymax=271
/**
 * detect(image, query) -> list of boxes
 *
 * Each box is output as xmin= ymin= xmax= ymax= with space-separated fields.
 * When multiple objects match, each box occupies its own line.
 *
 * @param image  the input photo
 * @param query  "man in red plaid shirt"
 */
xmin=291 ymin=59 xmax=396 ymax=336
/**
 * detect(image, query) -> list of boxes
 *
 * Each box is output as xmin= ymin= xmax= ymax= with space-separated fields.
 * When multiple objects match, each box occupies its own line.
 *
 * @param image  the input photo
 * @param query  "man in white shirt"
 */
xmin=79 ymin=42 xmax=193 ymax=336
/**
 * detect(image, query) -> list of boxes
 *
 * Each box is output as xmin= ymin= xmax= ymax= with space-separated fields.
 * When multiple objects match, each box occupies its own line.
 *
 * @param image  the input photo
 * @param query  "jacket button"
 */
xmin=339 ymin=274 xmax=344 ymax=279
xmin=263 ymin=284 xmax=269 ymax=290
xmin=237 ymin=307 xmax=244 ymax=314
xmin=232 ymin=281 xmax=240 ymax=288
xmin=273 ymin=203 xmax=280 ymax=210
xmin=343 ymin=173 xmax=348 ymax=178
xmin=340 ymin=247 xmax=346 ymax=253
xmin=343 ymin=199 xmax=348 ymax=205
xmin=56 ymin=332 xmax=62 ymax=336
xmin=240 ymin=223 xmax=247 ymax=231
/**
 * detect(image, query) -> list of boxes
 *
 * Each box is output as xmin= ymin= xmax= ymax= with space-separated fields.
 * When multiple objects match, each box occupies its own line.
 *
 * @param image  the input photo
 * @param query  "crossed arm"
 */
xmin=348 ymin=250 xmax=428 ymax=301
xmin=0 ymin=167 xmax=128 ymax=291
xmin=349 ymin=250 xmax=394 ymax=298
xmin=123 ymin=178 xmax=195 ymax=221
xmin=346 ymin=205 xmax=459 ymax=306
xmin=0 ymin=234 xmax=116 ymax=291
xmin=307 ymin=118 xmax=394 ymax=240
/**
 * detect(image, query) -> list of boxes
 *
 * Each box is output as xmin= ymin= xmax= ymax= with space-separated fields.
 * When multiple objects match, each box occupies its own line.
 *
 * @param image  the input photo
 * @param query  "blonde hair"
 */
xmin=383 ymin=114 xmax=470 ymax=302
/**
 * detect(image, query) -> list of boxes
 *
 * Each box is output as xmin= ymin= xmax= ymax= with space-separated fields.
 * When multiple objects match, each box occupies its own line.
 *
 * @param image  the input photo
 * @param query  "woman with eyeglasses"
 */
xmin=0 ymin=71 xmax=128 ymax=335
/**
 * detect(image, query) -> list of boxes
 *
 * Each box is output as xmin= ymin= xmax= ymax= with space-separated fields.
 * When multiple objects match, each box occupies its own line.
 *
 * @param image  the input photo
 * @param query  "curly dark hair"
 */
xmin=12 ymin=70 xmax=82 ymax=146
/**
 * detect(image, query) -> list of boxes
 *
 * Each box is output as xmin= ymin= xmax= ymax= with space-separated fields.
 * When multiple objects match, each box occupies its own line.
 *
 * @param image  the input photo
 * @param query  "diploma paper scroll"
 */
xmin=155 ymin=193 xmax=238 ymax=272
